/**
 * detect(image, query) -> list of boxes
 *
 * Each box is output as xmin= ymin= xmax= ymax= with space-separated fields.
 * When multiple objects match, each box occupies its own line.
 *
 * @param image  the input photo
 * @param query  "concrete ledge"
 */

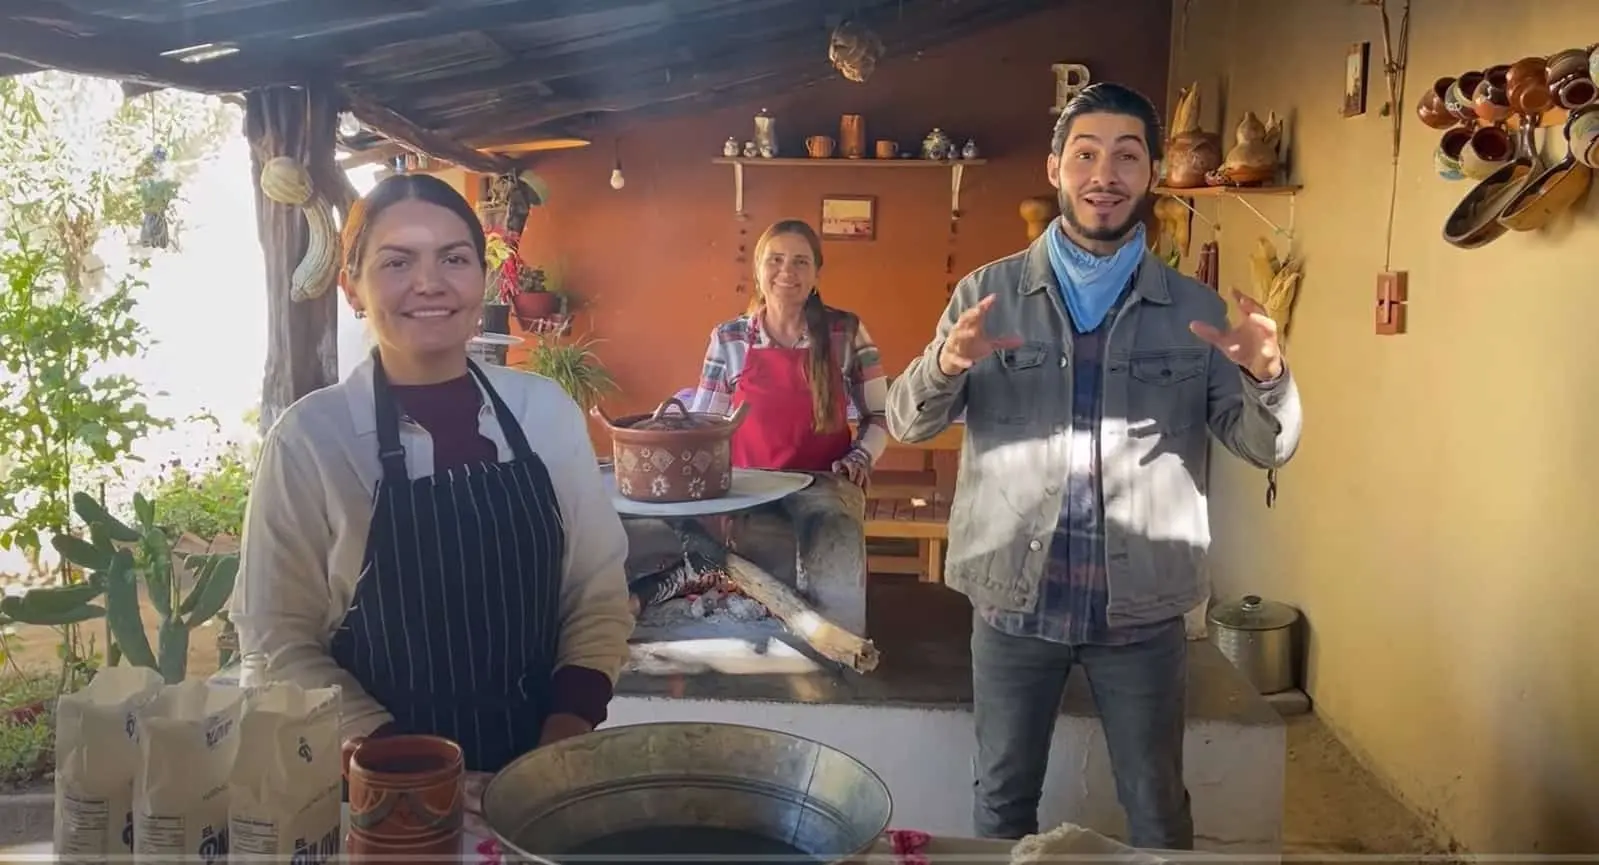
xmin=613 ymin=581 xmax=1285 ymax=853
xmin=605 ymin=695 xmax=1283 ymax=854
xmin=0 ymin=785 xmax=52 ymax=847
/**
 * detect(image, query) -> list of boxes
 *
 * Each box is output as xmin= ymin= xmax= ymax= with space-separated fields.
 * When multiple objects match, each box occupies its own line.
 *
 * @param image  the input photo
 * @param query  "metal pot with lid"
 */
xmin=1207 ymin=594 xmax=1300 ymax=695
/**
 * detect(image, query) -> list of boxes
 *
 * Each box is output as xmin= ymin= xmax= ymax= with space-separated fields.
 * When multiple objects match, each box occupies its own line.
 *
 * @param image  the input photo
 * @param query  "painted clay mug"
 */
xmin=343 ymin=734 xmax=465 ymax=862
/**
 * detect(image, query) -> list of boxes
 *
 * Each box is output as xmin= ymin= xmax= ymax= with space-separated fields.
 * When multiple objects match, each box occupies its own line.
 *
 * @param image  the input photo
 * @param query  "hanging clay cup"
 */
xmin=1445 ymin=71 xmax=1486 ymax=123
xmin=1417 ymin=77 xmax=1458 ymax=130
xmin=1472 ymin=67 xmax=1512 ymax=124
xmin=343 ymin=735 xmax=465 ymax=863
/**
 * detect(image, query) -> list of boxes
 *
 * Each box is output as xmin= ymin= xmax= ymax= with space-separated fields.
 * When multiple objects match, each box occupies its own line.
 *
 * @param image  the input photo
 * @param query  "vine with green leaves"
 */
xmin=0 ymin=73 xmax=234 ymax=692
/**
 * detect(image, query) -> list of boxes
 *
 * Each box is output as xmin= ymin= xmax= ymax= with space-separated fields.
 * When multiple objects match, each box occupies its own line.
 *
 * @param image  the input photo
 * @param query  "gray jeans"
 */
xmin=970 ymin=612 xmax=1194 ymax=848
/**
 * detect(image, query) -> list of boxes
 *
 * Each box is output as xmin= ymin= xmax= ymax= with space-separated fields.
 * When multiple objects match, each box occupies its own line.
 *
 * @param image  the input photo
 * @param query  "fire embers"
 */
xmin=686 ymin=586 xmax=768 ymax=621
xmin=628 ymin=550 xmax=770 ymax=623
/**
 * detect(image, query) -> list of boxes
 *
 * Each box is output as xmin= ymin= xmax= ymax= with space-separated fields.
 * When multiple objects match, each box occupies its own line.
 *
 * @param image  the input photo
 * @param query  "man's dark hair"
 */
xmin=1050 ymin=82 xmax=1165 ymax=162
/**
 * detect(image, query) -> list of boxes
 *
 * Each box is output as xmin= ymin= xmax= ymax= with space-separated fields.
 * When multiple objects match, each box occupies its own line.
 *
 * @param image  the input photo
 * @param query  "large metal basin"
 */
xmin=481 ymin=722 xmax=892 ymax=864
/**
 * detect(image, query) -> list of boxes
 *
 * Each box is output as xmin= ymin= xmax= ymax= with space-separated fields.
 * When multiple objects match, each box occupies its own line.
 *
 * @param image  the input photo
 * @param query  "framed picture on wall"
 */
xmin=820 ymin=195 xmax=876 ymax=240
xmin=1343 ymin=41 xmax=1370 ymax=118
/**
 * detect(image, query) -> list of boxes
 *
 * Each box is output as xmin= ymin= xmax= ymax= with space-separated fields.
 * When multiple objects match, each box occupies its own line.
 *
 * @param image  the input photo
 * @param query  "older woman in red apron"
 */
xmin=688 ymin=219 xmax=889 ymax=482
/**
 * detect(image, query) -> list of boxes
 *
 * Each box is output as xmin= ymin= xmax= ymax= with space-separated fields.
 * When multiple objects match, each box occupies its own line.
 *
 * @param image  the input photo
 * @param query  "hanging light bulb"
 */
xmin=609 ymin=140 xmax=625 ymax=189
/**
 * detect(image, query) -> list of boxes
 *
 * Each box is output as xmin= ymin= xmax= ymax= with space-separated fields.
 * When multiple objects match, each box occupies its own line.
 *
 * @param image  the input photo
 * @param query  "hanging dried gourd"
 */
xmin=259 ymin=156 xmax=339 ymax=302
xmin=828 ymin=20 xmax=884 ymax=84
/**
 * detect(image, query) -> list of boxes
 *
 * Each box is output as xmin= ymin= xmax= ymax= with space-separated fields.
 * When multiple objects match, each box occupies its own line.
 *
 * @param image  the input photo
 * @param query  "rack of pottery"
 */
xmin=1418 ymin=46 xmax=1599 ymax=249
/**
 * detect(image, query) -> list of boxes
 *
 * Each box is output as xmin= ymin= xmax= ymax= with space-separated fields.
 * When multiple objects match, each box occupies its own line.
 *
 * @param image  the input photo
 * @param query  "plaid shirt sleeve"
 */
xmin=686 ymin=319 xmax=750 ymax=416
xmin=845 ymin=319 xmax=889 ymax=467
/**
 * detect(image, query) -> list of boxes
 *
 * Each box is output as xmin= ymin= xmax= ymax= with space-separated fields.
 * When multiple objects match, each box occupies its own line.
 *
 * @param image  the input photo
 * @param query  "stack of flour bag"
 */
xmin=52 ymin=665 xmax=343 ymax=863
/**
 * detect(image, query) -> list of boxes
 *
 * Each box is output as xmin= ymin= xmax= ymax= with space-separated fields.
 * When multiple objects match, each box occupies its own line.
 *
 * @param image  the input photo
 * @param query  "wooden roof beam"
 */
xmin=466 ymin=63 xmax=808 ymax=147
xmin=184 ymin=0 xmax=668 ymax=87
xmin=0 ymin=16 xmax=314 ymax=92
xmin=385 ymin=0 xmax=799 ymax=104
xmin=126 ymin=0 xmax=431 ymax=53
xmin=340 ymin=86 xmax=519 ymax=175
xmin=466 ymin=0 xmax=1058 ymax=145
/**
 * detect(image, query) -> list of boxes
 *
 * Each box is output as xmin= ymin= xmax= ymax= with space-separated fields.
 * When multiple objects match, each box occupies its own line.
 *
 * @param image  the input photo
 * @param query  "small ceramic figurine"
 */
xmin=961 ymin=139 xmax=979 ymax=159
xmin=922 ymin=127 xmax=953 ymax=160
xmin=742 ymin=141 xmax=758 ymax=158
xmin=723 ymin=137 xmax=740 ymax=157
xmin=759 ymin=142 xmax=776 ymax=158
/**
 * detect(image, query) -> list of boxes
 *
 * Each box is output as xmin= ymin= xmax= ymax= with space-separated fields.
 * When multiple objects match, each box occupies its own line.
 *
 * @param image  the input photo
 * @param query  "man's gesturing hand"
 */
xmin=937 ymin=295 xmax=1024 ymax=376
xmin=1188 ymin=289 xmax=1285 ymax=383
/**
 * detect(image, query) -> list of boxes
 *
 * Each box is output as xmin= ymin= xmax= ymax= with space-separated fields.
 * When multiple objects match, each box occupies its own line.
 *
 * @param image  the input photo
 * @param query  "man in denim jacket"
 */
xmin=886 ymin=83 xmax=1301 ymax=848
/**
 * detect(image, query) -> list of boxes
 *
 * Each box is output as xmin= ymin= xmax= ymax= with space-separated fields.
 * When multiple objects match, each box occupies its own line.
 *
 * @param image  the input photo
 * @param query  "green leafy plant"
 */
xmin=144 ymin=435 xmax=256 ymax=541
xmin=4 ymin=492 xmax=237 ymax=684
xmin=522 ymin=335 xmax=617 ymax=412
xmin=0 ymin=229 xmax=168 ymax=560
xmin=0 ymin=669 xmax=58 ymax=788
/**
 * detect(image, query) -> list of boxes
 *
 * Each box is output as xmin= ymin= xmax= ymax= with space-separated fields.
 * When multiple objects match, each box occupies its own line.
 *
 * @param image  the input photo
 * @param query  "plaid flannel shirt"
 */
xmin=687 ymin=310 xmax=889 ymax=467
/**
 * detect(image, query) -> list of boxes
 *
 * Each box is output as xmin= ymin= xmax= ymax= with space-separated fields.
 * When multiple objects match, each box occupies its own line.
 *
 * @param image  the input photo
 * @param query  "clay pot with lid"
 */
xmin=594 ymin=399 xmax=749 ymax=503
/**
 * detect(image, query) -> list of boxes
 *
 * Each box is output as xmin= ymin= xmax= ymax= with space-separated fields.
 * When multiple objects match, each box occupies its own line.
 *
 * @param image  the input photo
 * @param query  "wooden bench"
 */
xmin=867 ymin=469 xmax=939 ymax=500
xmin=864 ymin=495 xmax=950 ymax=584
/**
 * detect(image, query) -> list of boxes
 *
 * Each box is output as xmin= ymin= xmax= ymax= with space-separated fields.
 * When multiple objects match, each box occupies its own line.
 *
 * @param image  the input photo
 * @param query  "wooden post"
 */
xmin=245 ymin=85 xmax=343 ymax=433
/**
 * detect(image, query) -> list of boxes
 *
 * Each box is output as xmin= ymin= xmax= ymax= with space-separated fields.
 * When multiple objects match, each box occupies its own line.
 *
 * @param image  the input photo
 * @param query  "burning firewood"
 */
xmin=723 ymin=552 xmax=880 ymax=674
xmin=668 ymin=519 xmax=881 ymax=674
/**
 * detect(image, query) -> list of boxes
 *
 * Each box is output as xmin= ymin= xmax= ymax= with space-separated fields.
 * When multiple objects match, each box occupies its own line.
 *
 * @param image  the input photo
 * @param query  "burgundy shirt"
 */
xmin=381 ymin=375 xmax=614 ymax=731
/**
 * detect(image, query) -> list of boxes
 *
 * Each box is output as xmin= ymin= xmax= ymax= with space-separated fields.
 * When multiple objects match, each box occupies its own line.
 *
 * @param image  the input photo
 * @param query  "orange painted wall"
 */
xmin=494 ymin=2 xmax=1170 ymax=445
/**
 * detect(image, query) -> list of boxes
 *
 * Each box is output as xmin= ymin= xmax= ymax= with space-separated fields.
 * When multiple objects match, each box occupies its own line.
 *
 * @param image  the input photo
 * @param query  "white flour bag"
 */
xmin=53 ymin=666 xmax=164 ymax=861
xmin=228 ymin=682 xmax=343 ymax=861
xmin=132 ymin=680 xmax=244 ymax=863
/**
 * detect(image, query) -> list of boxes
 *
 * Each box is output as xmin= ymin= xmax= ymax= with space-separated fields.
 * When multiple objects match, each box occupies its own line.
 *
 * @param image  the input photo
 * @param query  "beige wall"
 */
xmin=1168 ymin=0 xmax=1599 ymax=853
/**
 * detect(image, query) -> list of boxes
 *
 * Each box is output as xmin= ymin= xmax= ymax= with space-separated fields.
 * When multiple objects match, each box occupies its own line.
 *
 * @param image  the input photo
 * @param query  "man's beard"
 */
xmin=1058 ymin=188 xmax=1154 ymax=244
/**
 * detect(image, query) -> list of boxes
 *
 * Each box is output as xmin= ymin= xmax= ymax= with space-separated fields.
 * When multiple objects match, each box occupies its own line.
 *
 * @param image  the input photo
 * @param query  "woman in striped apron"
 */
xmin=232 ymin=174 xmax=633 ymax=773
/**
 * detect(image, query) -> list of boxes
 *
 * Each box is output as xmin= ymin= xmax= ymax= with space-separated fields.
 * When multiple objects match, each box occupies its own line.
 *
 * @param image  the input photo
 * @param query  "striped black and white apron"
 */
xmin=329 ymin=355 xmax=564 ymax=773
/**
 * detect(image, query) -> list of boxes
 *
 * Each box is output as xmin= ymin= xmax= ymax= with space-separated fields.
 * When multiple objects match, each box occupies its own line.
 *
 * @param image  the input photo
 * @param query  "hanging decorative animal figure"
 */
xmin=258 ymin=156 xmax=339 ymax=302
xmin=136 ymin=146 xmax=178 ymax=250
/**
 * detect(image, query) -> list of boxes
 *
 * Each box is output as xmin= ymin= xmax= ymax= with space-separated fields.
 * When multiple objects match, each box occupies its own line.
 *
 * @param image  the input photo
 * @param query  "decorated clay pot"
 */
xmin=343 ymin=735 xmax=465 ymax=862
xmin=1164 ymin=131 xmax=1223 ymax=188
xmin=593 ymin=399 xmax=748 ymax=503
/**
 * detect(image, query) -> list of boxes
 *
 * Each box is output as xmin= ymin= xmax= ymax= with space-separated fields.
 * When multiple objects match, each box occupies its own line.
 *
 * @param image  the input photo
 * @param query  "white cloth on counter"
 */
xmin=230 ymin=354 xmax=633 ymax=741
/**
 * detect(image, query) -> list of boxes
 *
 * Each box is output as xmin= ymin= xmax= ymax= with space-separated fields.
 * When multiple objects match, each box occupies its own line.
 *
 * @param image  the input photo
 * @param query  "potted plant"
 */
xmin=510 ymin=262 xmax=563 ymax=325
xmin=521 ymin=335 xmax=616 ymax=412
xmin=481 ymin=226 xmax=518 ymax=335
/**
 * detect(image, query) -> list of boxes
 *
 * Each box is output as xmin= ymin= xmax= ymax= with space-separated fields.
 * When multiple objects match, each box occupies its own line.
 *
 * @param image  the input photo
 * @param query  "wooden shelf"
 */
xmin=1154 ymin=185 xmax=1301 ymax=197
xmin=1155 ymin=184 xmax=1300 ymax=239
xmin=715 ymin=156 xmax=983 ymax=215
xmin=713 ymin=157 xmax=987 ymax=168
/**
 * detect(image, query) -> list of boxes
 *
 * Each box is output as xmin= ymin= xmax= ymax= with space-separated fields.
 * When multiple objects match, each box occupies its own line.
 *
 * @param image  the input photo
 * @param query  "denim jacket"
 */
xmin=886 ymin=236 xmax=1302 ymax=628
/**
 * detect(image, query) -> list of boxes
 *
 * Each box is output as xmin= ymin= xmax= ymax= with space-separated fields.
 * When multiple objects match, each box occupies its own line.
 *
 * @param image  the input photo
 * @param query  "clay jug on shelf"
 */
xmin=1163 ymin=83 xmax=1222 ymax=188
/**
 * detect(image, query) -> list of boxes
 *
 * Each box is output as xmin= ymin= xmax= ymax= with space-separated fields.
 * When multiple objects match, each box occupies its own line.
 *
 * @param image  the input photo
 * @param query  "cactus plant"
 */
xmin=7 ymin=491 xmax=238 ymax=684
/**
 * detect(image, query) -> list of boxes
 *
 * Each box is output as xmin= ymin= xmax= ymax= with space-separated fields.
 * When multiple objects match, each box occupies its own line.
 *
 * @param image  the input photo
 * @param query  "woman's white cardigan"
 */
xmin=230 ymin=356 xmax=632 ymax=740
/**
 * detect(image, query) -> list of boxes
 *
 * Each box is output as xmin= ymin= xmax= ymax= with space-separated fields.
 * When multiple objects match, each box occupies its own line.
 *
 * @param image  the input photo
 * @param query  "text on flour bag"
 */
xmin=53 ymin=666 xmax=164 ymax=862
xmin=228 ymin=681 xmax=343 ymax=862
xmin=132 ymin=680 xmax=245 ymax=863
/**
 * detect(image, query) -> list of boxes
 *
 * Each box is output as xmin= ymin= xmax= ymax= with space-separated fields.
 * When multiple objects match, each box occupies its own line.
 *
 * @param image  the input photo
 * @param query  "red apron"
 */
xmin=729 ymin=344 xmax=854 ymax=471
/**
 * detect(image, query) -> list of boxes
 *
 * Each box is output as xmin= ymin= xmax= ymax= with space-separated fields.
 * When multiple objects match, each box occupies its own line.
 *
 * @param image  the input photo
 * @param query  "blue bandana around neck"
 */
xmin=1044 ymin=219 xmax=1146 ymax=333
